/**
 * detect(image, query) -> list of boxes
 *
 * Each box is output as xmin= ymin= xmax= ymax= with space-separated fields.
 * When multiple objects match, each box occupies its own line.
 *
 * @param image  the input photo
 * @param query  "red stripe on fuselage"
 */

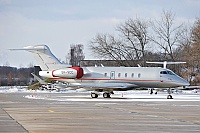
xmin=52 ymin=70 xmax=56 ymax=77
xmin=49 ymin=77 xmax=165 ymax=82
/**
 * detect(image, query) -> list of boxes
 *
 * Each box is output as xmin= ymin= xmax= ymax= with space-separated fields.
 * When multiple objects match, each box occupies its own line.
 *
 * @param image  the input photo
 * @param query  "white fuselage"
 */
xmin=12 ymin=45 xmax=190 ymax=98
xmin=39 ymin=66 xmax=189 ymax=90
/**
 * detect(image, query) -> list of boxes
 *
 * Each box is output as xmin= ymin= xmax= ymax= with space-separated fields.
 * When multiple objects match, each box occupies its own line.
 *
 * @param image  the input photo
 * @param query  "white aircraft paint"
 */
xmin=10 ymin=45 xmax=190 ymax=99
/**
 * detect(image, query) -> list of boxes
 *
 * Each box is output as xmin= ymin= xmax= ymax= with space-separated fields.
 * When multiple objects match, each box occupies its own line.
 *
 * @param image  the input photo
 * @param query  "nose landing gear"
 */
xmin=167 ymin=88 xmax=173 ymax=99
xmin=167 ymin=94 xmax=173 ymax=99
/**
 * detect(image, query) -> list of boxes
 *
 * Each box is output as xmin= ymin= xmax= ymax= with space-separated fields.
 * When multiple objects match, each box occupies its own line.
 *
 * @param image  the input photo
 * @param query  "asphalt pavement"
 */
xmin=0 ymin=91 xmax=200 ymax=133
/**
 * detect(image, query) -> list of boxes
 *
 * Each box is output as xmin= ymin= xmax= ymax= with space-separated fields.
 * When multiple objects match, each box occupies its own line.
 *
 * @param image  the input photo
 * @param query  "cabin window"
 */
xmin=125 ymin=73 xmax=127 ymax=78
xmin=138 ymin=73 xmax=141 ymax=78
xmin=118 ymin=73 xmax=121 ymax=78
xmin=131 ymin=73 xmax=134 ymax=78
xmin=104 ymin=73 xmax=107 ymax=77
xmin=47 ymin=72 xmax=49 ymax=74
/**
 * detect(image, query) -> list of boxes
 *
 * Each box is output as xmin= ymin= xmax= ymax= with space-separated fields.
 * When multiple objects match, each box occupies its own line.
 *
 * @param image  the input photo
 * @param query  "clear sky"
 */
xmin=0 ymin=0 xmax=200 ymax=67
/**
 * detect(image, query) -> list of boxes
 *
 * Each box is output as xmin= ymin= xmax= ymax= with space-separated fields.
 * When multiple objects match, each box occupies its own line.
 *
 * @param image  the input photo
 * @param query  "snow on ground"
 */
xmin=24 ymin=92 xmax=200 ymax=102
xmin=0 ymin=86 xmax=75 ymax=93
xmin=1 ymin=86 xmax=200 ymax=102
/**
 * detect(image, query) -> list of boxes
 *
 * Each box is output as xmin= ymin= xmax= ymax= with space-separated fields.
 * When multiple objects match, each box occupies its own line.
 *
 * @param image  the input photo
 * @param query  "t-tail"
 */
xmin=10 ymin=45 xmax=70 ymax=70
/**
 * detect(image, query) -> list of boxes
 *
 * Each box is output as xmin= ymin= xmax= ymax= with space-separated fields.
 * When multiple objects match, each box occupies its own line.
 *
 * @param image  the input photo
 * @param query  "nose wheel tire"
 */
xmin=167 ymin=95 xmax=173 ymax=99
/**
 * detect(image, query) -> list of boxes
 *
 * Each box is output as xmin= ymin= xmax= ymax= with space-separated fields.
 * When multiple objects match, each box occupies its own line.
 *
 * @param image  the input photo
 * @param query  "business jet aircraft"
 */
xmin=11 ymin=45 xmax=189 ymax=99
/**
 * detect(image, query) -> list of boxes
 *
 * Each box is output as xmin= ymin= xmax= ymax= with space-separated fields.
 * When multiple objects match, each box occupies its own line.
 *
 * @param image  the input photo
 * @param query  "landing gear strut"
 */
xmin=149 ymin=88 xmax=157 ymax=95
xmin=167 ymin=88 xmax=173 ymax=99
xmin=150 ymin=88 xmax=153 ymax=94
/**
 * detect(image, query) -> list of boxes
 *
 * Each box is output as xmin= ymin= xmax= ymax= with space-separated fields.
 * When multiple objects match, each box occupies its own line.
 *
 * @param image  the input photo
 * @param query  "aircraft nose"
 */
xmin=179 ymin=78 xmax=190 ymax=86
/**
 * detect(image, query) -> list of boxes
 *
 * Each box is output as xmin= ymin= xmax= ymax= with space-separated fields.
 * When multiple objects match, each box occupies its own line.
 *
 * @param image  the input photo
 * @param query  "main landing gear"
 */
xmin=91 ymin=92 xmax=113 ymax=98
xmin=91 ymin=92 xmax=98 ymax=98
xmin=103 ymin=92 xmax=111 ymax=98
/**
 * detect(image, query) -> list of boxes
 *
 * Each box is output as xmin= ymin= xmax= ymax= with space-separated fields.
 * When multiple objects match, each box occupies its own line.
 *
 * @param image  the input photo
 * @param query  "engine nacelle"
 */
xmin=52 ymin=67 xmax=83 ymax=79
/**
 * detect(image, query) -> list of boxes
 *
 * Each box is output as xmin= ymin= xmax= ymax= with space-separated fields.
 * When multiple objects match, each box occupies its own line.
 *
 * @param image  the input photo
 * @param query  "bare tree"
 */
xmin=117 ymin=18 xmax=150 ymax=64
xmin=181 ymin=18 xmax=200 ymax=85
xmin=151 ymin=10 xmax=184 ymax=61
xmin=89 ymin=34 xmax=127 ymax=66
xmin=191 ymin=18 xmax=200 ymax=44
xmin=67 ymin=44 xmax=85 ymax=66
xmin=89 ymin=18 xmax=150 ymax=66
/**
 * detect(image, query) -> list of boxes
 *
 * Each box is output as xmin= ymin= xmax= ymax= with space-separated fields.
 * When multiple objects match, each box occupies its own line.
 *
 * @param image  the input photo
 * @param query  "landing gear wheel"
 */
xmin=103 ymin=93 xmax=111 ymax=98
xmin=167 ymin=95 xmax=173 ymax=99
xmin=91 ymin=93 xmax=98 ymax=98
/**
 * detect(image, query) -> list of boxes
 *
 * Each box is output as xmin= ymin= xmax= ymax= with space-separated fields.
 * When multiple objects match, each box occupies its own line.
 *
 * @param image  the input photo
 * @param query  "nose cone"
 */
xmin=182 ymin=80 xmax=190 ymax=86
xmin=177 ymin=77 xmax=190 ymax=87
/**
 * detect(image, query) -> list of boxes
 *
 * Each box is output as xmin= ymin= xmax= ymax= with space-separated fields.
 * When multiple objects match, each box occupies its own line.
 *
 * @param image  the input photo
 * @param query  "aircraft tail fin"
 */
xmin=10 ymin=45 xmax=71 ymax=70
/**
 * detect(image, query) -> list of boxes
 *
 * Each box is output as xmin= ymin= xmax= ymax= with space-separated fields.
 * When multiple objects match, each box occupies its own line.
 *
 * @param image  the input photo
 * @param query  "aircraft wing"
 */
xmin=31 ymin=73 xmax=48 ymax=85
xmin=146 ymin=61 xmax=186 ymax=68
xmin=66 ymin=82 xmax=139 ymax=91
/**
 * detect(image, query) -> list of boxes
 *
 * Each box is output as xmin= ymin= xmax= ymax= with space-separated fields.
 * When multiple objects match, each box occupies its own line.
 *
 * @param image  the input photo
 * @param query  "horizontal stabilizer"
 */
xmin=9 ymin=48 xmax=47 ymax=51
xmin=10 ymin=45 xmax=71 ymax=70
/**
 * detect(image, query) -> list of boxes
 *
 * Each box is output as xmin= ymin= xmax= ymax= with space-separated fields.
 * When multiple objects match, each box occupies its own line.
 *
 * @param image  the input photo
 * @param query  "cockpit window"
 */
xmin=167 ymin=71 xmax=175 ymax=75
xmin=160 ymin=71 xmax=175 ymax=75
xmin=160 ymin=71 xmax=168 ymax=74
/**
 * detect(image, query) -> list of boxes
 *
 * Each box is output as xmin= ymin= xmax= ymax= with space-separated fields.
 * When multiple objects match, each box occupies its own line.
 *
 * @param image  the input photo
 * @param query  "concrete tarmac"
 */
xmin=0 ymin=91 xmax=200 ymax=133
